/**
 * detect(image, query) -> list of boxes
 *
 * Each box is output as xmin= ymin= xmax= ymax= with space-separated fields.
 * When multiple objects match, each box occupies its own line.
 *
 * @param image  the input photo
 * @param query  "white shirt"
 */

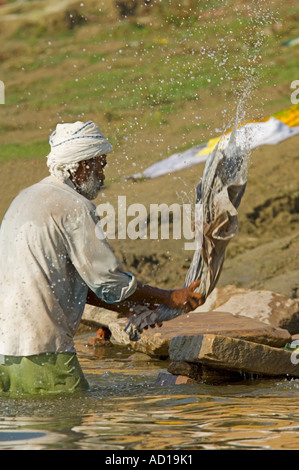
xmin=0 ymin=176 xmax=137 ymax=356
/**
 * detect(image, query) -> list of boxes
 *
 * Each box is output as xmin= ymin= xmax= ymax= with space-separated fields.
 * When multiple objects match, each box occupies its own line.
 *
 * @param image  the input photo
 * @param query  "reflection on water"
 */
xmin=1 ymin=333 xmax=299 ymax=450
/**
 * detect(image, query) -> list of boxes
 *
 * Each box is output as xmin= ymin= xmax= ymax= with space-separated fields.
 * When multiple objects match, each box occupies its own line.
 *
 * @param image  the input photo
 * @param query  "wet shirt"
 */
xmin=0 ymin=176 xmax=137 ymax=356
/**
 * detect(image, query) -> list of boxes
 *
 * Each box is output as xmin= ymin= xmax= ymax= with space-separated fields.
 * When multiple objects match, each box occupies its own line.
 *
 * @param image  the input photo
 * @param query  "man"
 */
xmin=0 ymin=121 xmax=202 ymax=395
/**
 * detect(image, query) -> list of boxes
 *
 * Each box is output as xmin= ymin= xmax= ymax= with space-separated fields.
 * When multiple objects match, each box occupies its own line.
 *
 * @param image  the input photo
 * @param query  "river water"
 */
xmin=1 ymin=331 xmax=299 ymax=451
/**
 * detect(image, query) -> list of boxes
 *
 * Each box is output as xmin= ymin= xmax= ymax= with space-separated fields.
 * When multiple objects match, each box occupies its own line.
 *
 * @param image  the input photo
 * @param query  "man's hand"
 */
xmin=168 ymin=280 xmax=203 ymax=313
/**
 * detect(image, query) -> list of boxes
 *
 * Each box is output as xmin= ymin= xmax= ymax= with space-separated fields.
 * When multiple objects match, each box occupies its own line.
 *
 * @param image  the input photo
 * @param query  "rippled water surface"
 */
xmin=1 ymin=333 xmax=299 ymax=450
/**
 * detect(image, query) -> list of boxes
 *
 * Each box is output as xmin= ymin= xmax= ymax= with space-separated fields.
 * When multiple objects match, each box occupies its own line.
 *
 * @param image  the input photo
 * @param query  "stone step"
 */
xmin=155 ymin=366 xmax=245 ymax=385
xmin=195 ymin=285 xmax=299 ymax=334
xmin=155 ymin=372 xmax=197 ymax=386
xmin=82 ymin=306 xmax=291 ymax=358
xmin=169 ymin=333 xmax=299 ymax=378
xmin=167 ymin=360 xmax=244 ymax=383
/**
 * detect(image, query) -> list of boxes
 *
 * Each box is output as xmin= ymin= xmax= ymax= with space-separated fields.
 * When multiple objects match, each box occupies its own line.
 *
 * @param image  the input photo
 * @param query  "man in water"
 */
xmin=0 ymin=121 xmax=202 ymax=394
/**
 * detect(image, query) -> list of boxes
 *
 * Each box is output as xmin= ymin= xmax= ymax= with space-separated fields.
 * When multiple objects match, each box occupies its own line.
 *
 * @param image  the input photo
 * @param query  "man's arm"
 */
xmin=86 ymin=280 xmax=203 ymax=315
xmin=86 ymin=288 xmax=134 ymax=315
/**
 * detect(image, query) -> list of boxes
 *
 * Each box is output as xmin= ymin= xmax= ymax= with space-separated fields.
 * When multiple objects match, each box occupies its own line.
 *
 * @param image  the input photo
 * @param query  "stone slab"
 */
xmin=155 ymin=367 xmax=244 ymax=385
xmin=138 ymin=310 xmax=291 ymax=347
xmin=195 ymin=285 xmax=299 ymax=334
xmin=169 ymin=334 xmax=299 ymax=378
xmin=167 ymin=360 xmax=243 ymax=383
xmin=155 ymin=372 xmax=196 ymax=385
xmin=82 ymin=306 xmax=291 ymax=357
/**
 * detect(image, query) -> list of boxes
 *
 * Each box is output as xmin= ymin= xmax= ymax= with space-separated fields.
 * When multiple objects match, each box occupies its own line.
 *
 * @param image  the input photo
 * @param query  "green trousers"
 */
xmin=0 ymin=352 xmax=89 ymax=395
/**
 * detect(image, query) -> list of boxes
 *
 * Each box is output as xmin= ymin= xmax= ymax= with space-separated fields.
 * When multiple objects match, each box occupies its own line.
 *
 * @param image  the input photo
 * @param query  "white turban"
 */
xmin=46 ymin=120 xmax=113 ymax=182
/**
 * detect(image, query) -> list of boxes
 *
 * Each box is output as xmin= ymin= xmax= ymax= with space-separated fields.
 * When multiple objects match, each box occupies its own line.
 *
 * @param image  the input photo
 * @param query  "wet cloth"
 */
xmin=183 ymin=130 xmax=248 ymax=299
xmin=0 ymin=175 xmax=137 ymax=356
xmin=125 ymin=128 xmax=249 ymax=340
xmin=47 ymin=120 xmax=113 ymax=182
xmin=0 ymin=353 xmax=89 ymax=395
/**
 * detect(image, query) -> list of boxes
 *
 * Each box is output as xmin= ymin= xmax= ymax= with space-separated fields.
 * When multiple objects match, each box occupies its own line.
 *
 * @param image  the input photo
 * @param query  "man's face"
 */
xmin=87 ymin=154 xmax=107 ymax=186
xmin=75 ymin=154 xmax=107 ymax=200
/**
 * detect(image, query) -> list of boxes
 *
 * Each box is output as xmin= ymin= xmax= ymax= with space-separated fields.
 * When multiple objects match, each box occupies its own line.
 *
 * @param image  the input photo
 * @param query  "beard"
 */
xmin=76 ymin=172 xmax=103 ymax=200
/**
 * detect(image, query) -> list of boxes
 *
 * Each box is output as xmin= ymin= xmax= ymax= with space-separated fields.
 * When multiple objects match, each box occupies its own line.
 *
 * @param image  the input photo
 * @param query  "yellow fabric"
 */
xmin=195 ymin=104 xmax=299 ymax=161
xmin=273 ymin=104 xmax=299 ymax=127
xmin=196 ymin=136 xmax=221 ymax=157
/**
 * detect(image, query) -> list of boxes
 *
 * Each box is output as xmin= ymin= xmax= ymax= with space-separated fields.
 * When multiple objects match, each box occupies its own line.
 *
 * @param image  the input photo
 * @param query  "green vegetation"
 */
xmin=0 ymin=0 xmax=298 ymax=163
xmin=0 ymin=141 xmax=49 ymax=162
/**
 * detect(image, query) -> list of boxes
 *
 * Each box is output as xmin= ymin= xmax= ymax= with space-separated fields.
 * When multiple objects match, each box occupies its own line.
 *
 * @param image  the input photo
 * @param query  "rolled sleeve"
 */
xmin=94 ymin=270 xmax=137 ymax=303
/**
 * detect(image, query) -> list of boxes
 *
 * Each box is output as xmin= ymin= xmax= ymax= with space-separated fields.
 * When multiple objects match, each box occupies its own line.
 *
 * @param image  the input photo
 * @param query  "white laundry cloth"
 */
xmin=132 ymin=118 xmax=299 ymax=179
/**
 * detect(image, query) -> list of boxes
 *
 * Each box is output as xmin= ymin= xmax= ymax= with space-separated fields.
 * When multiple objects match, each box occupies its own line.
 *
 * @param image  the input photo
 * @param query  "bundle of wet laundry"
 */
xmin=125 ymin=124 xmax=250 ymax=341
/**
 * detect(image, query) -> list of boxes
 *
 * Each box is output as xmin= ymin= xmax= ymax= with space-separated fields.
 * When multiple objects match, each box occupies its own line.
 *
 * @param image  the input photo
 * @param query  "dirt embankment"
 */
xmin=0 ymin=0 xmax=298 ymax=299
xmin=1 ymin=132 xmax=298 ymax=299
